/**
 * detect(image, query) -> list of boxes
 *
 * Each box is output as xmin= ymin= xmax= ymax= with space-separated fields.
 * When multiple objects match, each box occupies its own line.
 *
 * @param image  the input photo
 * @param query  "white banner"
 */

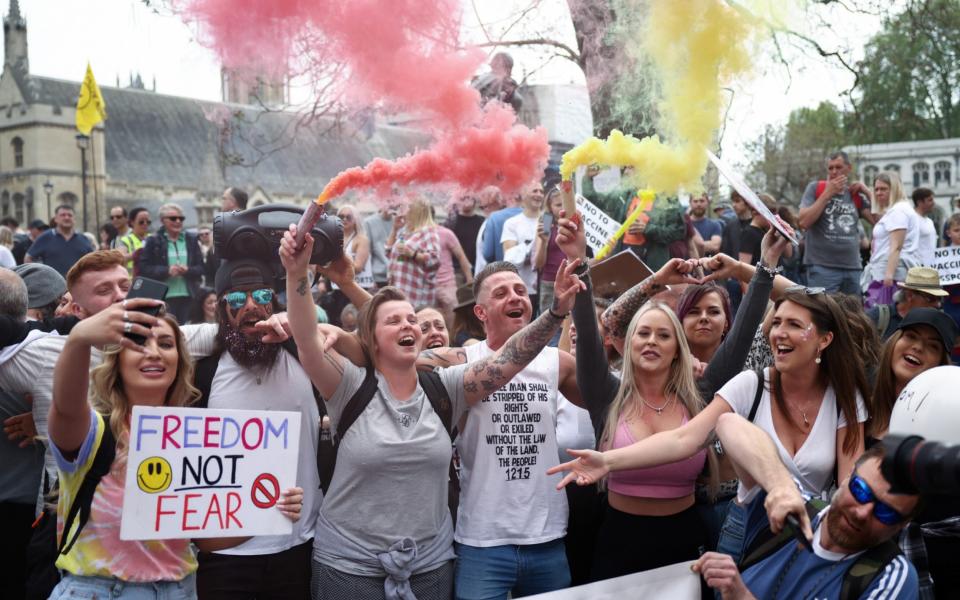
xmin=525 ymin=561 xmax=699 ymax=600
xmin=120 ymin=406 xmax=300 ymax=540
xmin=575 ymin=194 xmax=622 ymax=254
xmin=931 ymin=246 xmax=960 ymax=286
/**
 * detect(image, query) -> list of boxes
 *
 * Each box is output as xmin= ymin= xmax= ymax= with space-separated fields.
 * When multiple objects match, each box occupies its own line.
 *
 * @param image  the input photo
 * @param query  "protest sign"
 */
xmin=931 ymin=246 xmax=960 ymax=286
xmin=575 ymin=194 xmax=622 ymax=254
xmin=525 ymin=561 xmax=699 ymax=599
xmin=707 ymin=150 xmax=799 ymax=245
xmin=120 ymin=405 xmax=300 ymax=541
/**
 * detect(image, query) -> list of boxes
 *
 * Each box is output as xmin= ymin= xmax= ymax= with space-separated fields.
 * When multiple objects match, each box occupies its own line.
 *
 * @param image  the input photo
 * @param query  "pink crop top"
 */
xmin=606 ymin=415 xmax=706 ymax=498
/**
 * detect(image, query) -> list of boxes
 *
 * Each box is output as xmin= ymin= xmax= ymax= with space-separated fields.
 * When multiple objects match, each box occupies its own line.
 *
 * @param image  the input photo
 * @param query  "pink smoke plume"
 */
xmin=322 ymin=104 xmax=548 ymax=201
xmin=179 ymin=0 xmax=485 ymax=127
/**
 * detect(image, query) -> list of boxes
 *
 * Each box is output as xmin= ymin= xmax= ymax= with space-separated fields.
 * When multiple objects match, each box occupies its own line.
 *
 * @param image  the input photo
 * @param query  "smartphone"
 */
xmin=541 ymin=213 xmax=554 ymax=232
xmin=124 ymin=277 xmax=168 ymax=345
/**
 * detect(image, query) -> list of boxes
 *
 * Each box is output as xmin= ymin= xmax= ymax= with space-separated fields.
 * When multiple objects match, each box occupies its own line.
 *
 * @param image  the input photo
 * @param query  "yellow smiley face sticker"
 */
xmin=136 ymin=457 xmax=172 ymax=493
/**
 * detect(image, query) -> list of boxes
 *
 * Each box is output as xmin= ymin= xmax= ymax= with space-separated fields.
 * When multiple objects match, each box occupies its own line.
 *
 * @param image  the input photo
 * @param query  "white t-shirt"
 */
xmin=457 ymin=341 xmax=568 ymax=547
xmin=556 ymin=394 xmax=594 ymax=463
xmin=717 ymin=368 xmax=867 ymax=498
xmin=207 ymin=349 xmax=321 ymax=555
xmin=332 ymin=232 xmax=375 ymax=291
xmin=917 ymin=214 xmax=937 ymax=265
xmin=500 ymin=213 xmax=539 ymax=293
xmin=474 ymin=221 xmax=488 ymax=276
xmin=867 ymin=202 xmax=920 ymax=281
xmin=0 ymin=246 xmax=15 ymax=268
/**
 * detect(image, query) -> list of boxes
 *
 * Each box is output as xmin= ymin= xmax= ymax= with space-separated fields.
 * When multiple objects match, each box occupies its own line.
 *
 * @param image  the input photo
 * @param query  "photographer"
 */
xmin=692 ymin=413 xmax=919 ymax=599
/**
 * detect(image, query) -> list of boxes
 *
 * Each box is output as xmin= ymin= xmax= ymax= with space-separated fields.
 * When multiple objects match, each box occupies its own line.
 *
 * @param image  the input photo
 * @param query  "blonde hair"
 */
xmin=875 ymin=171 xmax=906 ymax=214
xmin=89 ymin=313 xmax=200 ymax=451
xmin=0 ymin=227 xmax=12 ymax=249
xmin=598 ymin=302 xmax=718 ymax=493
xmin=404 ymin=198 xmax=435 ymax=232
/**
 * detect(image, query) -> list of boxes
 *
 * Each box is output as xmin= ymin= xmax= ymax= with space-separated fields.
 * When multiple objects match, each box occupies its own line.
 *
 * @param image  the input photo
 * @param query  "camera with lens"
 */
xmin=213 ymin=204 xmax=343 ymax=265
xmin=881 ymin=366 xmax=960 ymax=496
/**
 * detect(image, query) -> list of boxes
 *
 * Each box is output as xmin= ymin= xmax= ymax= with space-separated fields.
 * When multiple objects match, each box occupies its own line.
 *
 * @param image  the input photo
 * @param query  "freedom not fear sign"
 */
xmin=120 ymin=406 xmax=300 ymax=540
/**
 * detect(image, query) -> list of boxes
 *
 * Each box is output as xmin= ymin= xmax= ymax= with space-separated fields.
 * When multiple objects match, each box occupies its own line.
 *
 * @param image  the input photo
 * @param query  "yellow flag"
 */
xmin=76 ymin=63 xmax=106 ymax=135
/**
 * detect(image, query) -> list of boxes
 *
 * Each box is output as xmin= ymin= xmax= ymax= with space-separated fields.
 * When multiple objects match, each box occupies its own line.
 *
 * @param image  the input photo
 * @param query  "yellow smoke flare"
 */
xmin=561 ymin=0 xmax=755 ymax=194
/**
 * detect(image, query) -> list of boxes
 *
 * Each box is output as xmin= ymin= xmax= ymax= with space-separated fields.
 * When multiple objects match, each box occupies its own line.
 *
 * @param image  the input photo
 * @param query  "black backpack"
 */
xmin=26 ymin=417 xmax=116 ymax=599
xmin=739 ymin=499 xmax=903 ymax=599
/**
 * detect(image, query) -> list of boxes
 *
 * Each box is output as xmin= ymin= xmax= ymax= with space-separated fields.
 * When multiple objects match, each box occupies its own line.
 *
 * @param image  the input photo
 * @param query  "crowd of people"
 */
xmin=0 ymin=148 xmax=958 ymax=600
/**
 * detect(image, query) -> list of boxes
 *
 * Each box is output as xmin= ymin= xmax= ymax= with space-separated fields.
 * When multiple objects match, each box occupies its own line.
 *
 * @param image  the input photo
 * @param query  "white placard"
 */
xmin=575 ymin=194 xmax=623 ymax=254
xmin=525 ymin=561 xmax=699 ymax=600
xmin=931 ymin=246 xmax=960 ymax=286
xmin=120 ymin=406 xmax=300 ymax=540
xmin=707 ymin=150 xmax=799 ymax=245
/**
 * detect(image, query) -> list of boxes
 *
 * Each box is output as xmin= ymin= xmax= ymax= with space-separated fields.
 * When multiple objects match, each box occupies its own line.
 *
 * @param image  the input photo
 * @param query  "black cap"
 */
xmin=28 ymin=219 xmax=48 ymax=230
xmin=214 ymin=259 xmax=276 ymax=296
xmin=897 ymin=308 xmax=958 ymax=353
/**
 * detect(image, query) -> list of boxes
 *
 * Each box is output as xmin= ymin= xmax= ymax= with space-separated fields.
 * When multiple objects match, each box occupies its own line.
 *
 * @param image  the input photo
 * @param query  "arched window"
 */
xmin=863 ymin=165 xmax=879 ymax=187
xmin=11 ymin=137 xmax=23 ymax=168
xmin=935 ymin=161 xmax=951 ymax=186
xmin=13 ymin=192 xmax=24 ymax=223
xmin=913 ymin=162 xmax=930 ymax=188
xmin=884 ymin=163 xmax=901 ymax=174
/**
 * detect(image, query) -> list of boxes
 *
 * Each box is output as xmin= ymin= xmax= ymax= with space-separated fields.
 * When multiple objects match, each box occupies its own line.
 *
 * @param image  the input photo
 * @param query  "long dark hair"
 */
xmin=772 ymin=291 xmax=868 ymax=455
xmin=869 ymin=329 xmax=950 ymax=438
xmin=676 ymin=283 xmax=732 ymax=337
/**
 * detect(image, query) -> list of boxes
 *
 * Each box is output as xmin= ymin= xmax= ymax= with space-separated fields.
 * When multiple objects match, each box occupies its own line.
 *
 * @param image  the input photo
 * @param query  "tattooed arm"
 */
xmin=461 ymin=259 xmax=585 ymax=406
xmin=417 ymin=346 xmax=468 ymax=371
xmin=601 ymin=258 xmax=700 ymax=339
xmin=280 ymin=226 xmax=347 ymax=399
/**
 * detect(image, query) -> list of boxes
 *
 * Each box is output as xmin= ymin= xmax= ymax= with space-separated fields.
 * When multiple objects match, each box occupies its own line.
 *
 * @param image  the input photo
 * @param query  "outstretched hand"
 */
xmin=277 ymin=487 xmax=304 ymax=523
xmin=760 ymin=217 xmax=795 ymax=268
xmin=280 ymin=225 xmax=314 ymax=275
xmin=552 ymin=258 xmax=587 ymax=315
xmin=546 ymin=448 xmax=610 ymax=489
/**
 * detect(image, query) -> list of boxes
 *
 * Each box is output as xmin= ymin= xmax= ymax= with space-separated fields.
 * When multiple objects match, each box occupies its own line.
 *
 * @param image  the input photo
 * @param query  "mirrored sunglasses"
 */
xmin=848 ymin=472 xmax=906 ymax=526
xmin=223 ymin=288 xmax=274 ymax=310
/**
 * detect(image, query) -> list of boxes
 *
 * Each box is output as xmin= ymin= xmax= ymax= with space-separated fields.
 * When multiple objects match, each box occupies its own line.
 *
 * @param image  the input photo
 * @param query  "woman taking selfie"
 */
xmin=48 ymin=301 xmax=301 ymax=599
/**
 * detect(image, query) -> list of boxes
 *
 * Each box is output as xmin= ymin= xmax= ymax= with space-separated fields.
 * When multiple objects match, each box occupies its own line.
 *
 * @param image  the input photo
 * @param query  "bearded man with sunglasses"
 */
xmin=694 ymin=413 xmax=919 ymax=600
xmin=140 ymin=203 xmax=205 ymax=323
xmin=194 ymin=258 xmax=321 ymax=600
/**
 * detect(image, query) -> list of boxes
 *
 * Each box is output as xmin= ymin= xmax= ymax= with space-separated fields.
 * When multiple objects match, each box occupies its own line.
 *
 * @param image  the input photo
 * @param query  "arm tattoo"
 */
xmin=323 ymin=352 xmax=344 ymax=376
xmin=601 ymin=275 xmax=664 ymax=338
xmin=418 ymin=348 xmax=466 ymax=368
xmin=296 ymin=277 xmax=309 ymax=297
xmin=465 ymin=311 xmax=562 ymax=398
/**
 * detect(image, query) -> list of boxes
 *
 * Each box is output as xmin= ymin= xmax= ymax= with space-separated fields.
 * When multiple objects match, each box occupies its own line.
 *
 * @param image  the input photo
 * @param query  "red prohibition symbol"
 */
xmin=251 ymin=473 xmax=280 ymax=509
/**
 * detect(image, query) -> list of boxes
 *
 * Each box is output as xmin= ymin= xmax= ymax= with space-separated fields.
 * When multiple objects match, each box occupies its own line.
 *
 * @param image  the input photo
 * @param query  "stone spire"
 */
xmin=4 ymin=0 xmax=28 ymax=74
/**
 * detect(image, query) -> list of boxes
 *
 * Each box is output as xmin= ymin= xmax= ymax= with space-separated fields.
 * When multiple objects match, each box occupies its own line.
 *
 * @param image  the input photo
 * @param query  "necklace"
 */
xmin=642 ymin=395 xmax=674 ymax=415
xmin=786 ymin=396 xmax=814 ymax=427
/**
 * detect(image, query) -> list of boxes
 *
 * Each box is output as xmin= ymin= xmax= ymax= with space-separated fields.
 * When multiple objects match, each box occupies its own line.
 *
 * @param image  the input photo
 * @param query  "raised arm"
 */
xmin=280 ymin=226 xmax=348 ymax=399
xmin=460 ymin=259 xmax=585 ymax=406
xmin=317 ymin=253 xmax=373 ymax=310
xmin=49 ymin=298 xmax=161 ymax=455
xmin=601 ymin=257 xmax=702 ymax=339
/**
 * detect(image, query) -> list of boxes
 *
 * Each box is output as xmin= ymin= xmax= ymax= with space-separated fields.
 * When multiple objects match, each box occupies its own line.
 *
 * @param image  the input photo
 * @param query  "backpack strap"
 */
xmin=747 ymin=368 xmax=765 ymax=423
xmin=58 ymin=419 xmax=116 ymax=555
xmin=418 ymin=370 xmax=453 ymax=436
xmin=317 ymin=367 xmax=378 ymax=494
xmin=739 ymin=498 xmax=826 ymax=572
xmin=839 ymin=539 xmax=903 ymax=599
xmin=877 ymin=304 xmax=891 ymax=338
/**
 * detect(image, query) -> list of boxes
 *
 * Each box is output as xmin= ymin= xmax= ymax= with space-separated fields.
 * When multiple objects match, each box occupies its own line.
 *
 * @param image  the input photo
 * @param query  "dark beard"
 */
xmin=218 ymin=320 xmax=282 ymax=369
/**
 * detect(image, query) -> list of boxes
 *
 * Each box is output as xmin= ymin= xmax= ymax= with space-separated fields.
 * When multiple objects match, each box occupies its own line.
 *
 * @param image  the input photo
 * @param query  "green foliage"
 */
xmin=847 ymin=0 xmax=960 ymax=143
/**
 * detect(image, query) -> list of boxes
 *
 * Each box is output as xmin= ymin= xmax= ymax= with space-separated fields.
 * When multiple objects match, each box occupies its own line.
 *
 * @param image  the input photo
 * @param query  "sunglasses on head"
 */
xmin=222 ymin=288 xmax=274 ymax=310
xmin=164 ymin=216 xmax=186 ymax=222
xmin=848 ymin=471 xmax=906 ymax=526
xmin=785 ymin=285 xmax=826 ymax=296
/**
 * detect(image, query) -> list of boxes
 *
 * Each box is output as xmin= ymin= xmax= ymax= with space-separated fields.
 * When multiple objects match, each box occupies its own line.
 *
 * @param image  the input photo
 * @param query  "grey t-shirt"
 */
xmin=362 ymin=214 xmax=394 ymax=284
xmin=800 ymin=181 xmax=866 ymax=270
xmin=314 ymin=360 xmax=468 ymax=576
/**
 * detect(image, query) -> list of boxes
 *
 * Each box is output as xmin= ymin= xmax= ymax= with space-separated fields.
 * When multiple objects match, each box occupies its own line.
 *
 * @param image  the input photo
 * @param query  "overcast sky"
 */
xmin=20 ymin=0 xmax=882 ymax=166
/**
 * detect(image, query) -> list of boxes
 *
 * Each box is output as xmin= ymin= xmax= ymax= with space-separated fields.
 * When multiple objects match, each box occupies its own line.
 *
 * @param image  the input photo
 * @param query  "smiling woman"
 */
xmin=46 ymin=302 xmax=302 ymax=599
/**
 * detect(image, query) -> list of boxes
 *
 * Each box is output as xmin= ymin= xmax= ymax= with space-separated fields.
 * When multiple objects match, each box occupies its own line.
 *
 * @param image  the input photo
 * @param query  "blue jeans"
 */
xmin=50 ymin=573 xmax=196 ymax=599
xmin=805 ymin=265 xmax=861 ymax=295
xmin=454 ymin=540 xmax=570 ymax=600
xmin=716 ymin=500 xmax=747 ymax=565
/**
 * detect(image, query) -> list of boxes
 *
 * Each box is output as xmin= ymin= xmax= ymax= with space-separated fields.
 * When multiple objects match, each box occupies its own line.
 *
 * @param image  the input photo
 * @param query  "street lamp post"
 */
xmin=75 ymin=134 xmax=89 ymax=232
xmin=43 ymin=180 xmax=53 ymax=221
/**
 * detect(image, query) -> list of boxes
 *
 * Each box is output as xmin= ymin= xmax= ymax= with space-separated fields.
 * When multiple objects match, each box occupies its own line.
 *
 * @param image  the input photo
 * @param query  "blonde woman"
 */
xmin=554 ymin=301 xmax=717 ymax=581
xmin=48 ymin=301 xmax=301 ymax=599
xmin=386 ymin=199 xmax=440 ymax=308
xmin=863 ymin=172 xmax=921 ymax=307
xmin=0 ymin=226 xmax=17 ymax=268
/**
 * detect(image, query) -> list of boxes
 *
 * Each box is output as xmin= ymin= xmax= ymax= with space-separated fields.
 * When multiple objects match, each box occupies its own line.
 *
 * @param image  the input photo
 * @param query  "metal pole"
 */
xmin=80 ymin=146 xmax=88 ymax=233
xmin=90 ymin=135 xmax=100 ymax=233
xmin=45 ymin=190 xmax=50 ymax=218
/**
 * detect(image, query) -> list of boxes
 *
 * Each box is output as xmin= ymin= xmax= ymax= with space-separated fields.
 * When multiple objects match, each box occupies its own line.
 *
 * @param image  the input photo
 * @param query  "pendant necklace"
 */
xmin=642 ymin=396 xmax=674 ymax=415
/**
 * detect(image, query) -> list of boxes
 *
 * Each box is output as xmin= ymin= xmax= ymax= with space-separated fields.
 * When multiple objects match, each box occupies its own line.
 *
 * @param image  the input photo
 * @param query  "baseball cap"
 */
xmin=14 ymin=263 xmax=66 ymax=308
xmin=214 ymin=259 xmax=276 ymax=296
xmin=897 ymin=308 xmax=958 ymax=352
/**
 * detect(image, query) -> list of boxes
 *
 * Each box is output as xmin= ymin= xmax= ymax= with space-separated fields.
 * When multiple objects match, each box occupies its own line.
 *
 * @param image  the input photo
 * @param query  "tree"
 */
xmin=747 ymin=102 xmax=846 ymax=204
xmin=847 ymin=0 xmax=960 ymax=143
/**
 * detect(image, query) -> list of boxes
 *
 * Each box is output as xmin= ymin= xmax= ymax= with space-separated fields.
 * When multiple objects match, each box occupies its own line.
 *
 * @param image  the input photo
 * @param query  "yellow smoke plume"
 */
xmin=561 ymin=0 xmax=756 ymax=193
